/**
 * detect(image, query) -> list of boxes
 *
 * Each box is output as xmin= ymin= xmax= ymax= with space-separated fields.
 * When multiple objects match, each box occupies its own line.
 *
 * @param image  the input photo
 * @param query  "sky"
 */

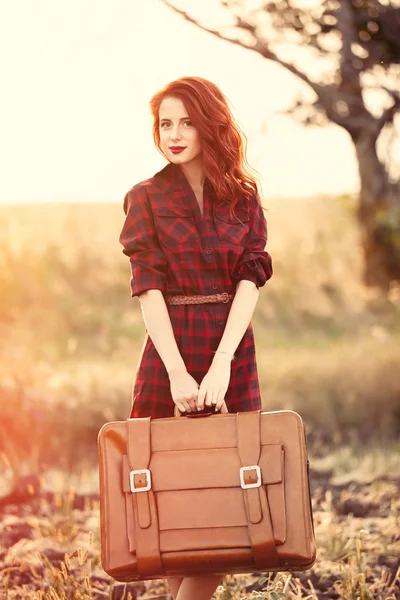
xmin=0 ymin=0 xmax=376 ymax=204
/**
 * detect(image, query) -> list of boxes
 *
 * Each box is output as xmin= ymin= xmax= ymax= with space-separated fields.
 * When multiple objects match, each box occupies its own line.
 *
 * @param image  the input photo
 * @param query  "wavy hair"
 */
xmin=149 ymin=76 xmax=264 ymax=212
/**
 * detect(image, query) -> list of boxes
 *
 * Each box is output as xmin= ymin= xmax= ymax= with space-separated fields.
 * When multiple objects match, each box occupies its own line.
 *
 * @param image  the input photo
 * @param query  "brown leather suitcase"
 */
xmin=97 ymin=409 xmax=316 ymax=582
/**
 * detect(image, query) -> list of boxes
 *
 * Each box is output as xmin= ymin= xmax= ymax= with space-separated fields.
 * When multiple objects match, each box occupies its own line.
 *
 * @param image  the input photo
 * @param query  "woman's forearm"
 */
xmin=214 ymin=280 xmax=260 ymax=361
xmin=138 ymin=289 xmax=186 ymax=377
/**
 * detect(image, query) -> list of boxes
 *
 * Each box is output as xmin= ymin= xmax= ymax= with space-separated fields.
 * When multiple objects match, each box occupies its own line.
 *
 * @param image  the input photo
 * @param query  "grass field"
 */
xmin=0 ymin=196 xmax=399 ymax=598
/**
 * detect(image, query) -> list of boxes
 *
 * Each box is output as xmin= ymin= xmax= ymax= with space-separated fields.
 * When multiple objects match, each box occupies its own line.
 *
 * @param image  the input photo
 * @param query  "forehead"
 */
xmin=159 ymin=96 xmax=189 ymax=120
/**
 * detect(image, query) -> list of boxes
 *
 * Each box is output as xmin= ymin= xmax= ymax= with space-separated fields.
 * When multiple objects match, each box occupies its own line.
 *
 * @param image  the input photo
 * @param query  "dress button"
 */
xmin=212 ymin=285 xmax=217 ymax=290
xmin=206 ymin=250 xmax=212 ymax=255
xmin=218 ymin=321 xmax=223 ymax=326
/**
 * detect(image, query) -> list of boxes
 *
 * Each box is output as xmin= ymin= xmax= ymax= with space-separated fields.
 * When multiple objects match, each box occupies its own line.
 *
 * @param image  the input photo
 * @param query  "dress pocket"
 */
xmin=215 ymin=206 xmax=250 ymax=245
xmin=154 ymin=205 xmax=198 ymax=250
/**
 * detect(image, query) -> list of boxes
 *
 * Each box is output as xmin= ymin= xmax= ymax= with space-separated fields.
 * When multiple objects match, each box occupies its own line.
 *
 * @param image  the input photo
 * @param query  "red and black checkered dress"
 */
xmin=119 ymin=163 xmax=273 ymax=419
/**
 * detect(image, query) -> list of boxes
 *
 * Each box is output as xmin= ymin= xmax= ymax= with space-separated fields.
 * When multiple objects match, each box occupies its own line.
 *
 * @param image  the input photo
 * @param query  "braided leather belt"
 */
xmin=165 ymin=292 xmax=234 ymax=305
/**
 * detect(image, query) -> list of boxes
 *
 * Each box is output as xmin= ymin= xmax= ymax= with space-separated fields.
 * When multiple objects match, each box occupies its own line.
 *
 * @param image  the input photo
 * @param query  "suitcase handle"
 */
xmin=174 ymin=402 xmax=229 ymax=418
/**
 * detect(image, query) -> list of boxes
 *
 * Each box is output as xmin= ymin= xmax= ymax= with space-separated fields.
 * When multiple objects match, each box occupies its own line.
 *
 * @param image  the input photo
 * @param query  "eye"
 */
xmin=160 ymin=122 xmax=170 ymax=128
xmin=183 ymin=120 xmax=192 ymax=126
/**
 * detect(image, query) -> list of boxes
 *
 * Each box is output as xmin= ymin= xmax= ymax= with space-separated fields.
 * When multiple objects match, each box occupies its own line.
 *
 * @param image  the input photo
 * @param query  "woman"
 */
xmin=119 ymin=76 xmax=273 ymax=600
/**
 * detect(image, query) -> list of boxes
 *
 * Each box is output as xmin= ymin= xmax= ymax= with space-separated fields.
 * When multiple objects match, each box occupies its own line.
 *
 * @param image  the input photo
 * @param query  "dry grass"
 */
xmin=0 ymin=463 xmax=398 ymax=599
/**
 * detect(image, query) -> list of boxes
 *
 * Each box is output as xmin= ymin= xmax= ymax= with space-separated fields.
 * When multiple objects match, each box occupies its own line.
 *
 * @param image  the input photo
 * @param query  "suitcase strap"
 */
xmin=127 ymin=417 xmax=164 ymax=578
xmin=236 ymin=411 xmax=281 ymax=568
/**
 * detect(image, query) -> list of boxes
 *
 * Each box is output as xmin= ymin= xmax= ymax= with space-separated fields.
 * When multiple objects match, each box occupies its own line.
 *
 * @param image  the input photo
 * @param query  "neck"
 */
xmin=180 ymin=157 xmax=205 ymax=190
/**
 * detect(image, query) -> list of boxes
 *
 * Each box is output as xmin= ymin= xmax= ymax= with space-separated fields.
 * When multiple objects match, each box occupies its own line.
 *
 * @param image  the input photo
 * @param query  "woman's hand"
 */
xmin=197 ymin=354 xmax=232 ymax=411
xmin=169 ymin=369 xmax=199 ymax=413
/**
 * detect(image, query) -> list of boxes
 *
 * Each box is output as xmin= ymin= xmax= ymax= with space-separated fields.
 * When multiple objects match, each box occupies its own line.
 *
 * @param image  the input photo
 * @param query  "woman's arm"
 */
xmin=120 ymin=187 xmax=186 ymax=374
xmin=213 ymin=279 xmax=259 ymax=363
xmin=196 ymin=280 xmax=260 ymax=410
xmin=138 ymin=290 xmax=199 ymax=413
xmin=119 ymin=187 xmax=199 ymax=412
xmin=197 ymin=195 xmax=272 ymax=410
xmin=138 ymin=289 xmax=186 ymax=376
xmin=215 ymin=193 xmax=272 ymax=361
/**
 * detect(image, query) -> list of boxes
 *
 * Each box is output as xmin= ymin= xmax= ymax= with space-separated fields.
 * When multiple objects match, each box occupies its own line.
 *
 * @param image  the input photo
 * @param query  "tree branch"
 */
xmin=159 ymin=0 xmax=325 ymax=98
xmin=364 ymin=83 xmax=400 ymax=136
xmin=337 ymin=0 xmax=362 ymax=93
xmin=376 ymin=97 xmax=400 ymax=137
xmin=159 ymin=0 xmax=393 ymax=138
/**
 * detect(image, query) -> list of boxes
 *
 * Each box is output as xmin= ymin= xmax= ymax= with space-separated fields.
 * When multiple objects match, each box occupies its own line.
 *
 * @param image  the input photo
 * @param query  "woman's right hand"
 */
xmin=168 ymin=369 xmax=199 ymax=413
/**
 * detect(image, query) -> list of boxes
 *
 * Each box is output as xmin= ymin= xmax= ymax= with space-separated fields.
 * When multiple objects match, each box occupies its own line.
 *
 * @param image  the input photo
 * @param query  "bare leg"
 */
xmin=167 ymin=577 xmax=183 ymax=599
xmin=175 ymin=575 xmax=223 ymax=600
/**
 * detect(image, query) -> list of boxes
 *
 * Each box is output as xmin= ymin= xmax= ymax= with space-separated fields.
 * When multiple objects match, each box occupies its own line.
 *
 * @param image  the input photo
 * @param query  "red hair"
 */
xmin=149 ymin=76 xmax=263 ymax=212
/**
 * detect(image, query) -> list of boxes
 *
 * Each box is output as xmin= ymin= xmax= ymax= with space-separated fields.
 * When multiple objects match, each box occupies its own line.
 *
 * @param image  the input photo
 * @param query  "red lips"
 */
xmin=170 ymin=146 xmax=186 ymax=154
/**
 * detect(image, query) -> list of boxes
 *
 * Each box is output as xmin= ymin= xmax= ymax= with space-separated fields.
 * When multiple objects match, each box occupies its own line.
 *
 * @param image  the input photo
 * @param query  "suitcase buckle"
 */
xmin=240 ymin=465 xmax=262 ymax=489
xmin=130 ymin=469 xmax=151 ymax=492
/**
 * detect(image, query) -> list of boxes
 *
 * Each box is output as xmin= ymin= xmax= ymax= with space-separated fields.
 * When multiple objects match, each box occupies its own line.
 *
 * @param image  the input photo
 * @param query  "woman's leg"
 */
xmin=175 ymin=575 xmax=223 ymax=600
xmin=167 ymin=577 xmax=183 ymax=599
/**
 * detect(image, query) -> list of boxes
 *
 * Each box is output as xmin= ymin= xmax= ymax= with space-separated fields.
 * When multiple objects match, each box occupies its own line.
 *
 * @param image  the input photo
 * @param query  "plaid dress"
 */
xmin=119 ymin=163 xmax=273 ymax=418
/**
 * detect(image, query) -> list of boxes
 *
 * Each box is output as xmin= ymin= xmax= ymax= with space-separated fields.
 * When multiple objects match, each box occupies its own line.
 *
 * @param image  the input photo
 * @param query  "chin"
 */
xmin=168 ymin=152 xmax=202 ymax=166
xmin=168 ymin=154 xmax=190 ymax=164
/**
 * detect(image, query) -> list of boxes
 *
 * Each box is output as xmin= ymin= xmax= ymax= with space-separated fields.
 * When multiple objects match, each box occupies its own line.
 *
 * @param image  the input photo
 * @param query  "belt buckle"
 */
xmin=130 ymin=468 xmax=151 ymax=493
xmin=220 ymin=292 xmax=229 ymax=303
xmin=240 ymin=465 xmax=262 ymax=489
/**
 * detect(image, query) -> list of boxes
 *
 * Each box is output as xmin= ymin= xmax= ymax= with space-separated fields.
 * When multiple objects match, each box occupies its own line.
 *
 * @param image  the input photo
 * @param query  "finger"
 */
xmin=175 ymin=401 xmax=186 ymax=414
xmin=206 ymin=391 xmax=217 ymax=407
xmin=188 ymin=397 xmax=197 ymax=412
xmin=180 ymin=399 xmax=192 ymax=413
xmin=185 ymin=399 xmax=194 ymax=412
xmin=215 ymin=394 xmax=225 ymax=411
xmin=197 ymin=388 xmax=206 ymax=410
xmin=211 ymin=391 xmax=219 ymax=406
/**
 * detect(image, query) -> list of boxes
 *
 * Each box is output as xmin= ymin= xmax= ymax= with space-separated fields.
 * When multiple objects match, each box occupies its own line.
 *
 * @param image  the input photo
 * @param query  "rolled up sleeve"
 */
xmin=233 ymin=195 xmax=273 ymax=289
xmin=119 ymin=185 xmax=168 ymax=298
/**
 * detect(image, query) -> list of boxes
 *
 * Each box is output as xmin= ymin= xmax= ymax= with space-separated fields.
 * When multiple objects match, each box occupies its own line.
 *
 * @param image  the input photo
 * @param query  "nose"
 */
xmin=170 ymin=124 xmax=182 ymax=142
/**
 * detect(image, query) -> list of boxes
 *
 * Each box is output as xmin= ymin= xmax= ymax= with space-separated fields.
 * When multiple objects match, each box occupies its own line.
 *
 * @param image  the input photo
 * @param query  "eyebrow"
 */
xmin=159 ymin=117 xmax=190 ymax=123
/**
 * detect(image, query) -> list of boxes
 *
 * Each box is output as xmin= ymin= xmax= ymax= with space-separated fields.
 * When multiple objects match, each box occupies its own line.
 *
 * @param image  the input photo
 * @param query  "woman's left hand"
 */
xmin=196 ymin=354 xmax=232 ymax=411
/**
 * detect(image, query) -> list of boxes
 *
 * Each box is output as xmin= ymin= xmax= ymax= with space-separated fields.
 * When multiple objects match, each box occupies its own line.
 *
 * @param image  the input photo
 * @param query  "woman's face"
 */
xmin=158 ymin=96 xmax=202 ymax=166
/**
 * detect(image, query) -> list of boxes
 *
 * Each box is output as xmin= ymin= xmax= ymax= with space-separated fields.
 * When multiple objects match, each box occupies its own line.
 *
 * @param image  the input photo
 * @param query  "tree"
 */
xmin=161 ymin=0 xmax=400 ymax=291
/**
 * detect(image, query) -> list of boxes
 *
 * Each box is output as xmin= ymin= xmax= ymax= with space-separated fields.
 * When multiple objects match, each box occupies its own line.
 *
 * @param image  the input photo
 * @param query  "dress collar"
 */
xmin=153 ymin=162 xmax=215 ymax=197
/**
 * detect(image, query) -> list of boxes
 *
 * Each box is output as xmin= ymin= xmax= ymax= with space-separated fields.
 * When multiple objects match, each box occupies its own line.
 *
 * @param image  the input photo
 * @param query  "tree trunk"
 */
xmin=355 ymin=133 xmax=400 ymax=291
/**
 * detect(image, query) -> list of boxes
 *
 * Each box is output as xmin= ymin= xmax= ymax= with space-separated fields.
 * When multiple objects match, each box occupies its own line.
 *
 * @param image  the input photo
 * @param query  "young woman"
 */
xmin=119 ymin=76 xmax=273 ymax=600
